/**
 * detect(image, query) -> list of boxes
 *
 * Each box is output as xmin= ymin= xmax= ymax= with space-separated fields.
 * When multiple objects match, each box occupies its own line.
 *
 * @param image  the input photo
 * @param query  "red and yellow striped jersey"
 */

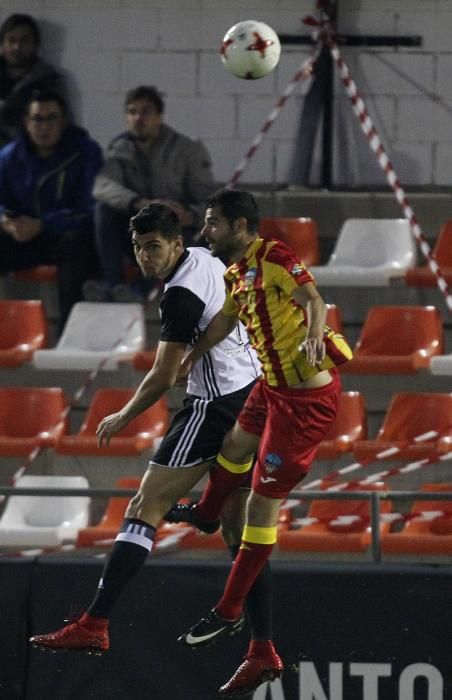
xmin=222 ymin=237 xmax=352 ymax=387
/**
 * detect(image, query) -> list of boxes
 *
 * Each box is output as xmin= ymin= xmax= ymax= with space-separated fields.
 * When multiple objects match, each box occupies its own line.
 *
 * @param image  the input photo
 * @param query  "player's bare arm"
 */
xmin=177 ymin=310 xmax=238 ymax=381
xmin=97 ymin=340 xmax=186 ymax=446
xmin=291 ymin=282 xmax=327 ymax=366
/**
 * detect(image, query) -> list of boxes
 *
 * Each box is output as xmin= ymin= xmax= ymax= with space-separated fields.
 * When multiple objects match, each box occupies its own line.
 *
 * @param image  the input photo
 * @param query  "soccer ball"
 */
xmin=221 ymin=20 xmax=281 ymax=80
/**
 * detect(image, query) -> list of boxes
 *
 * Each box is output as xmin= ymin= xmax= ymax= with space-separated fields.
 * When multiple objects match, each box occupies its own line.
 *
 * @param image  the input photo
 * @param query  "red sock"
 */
xmin=79 ymin=612 xmax=109 ymax=631
xmin=216 ymin=542 xmax=274 ymax=620
xmin=248 ymin=639 xmax=278 ymax=660
xmin=196 ymin=461 xmax=249 ymax=522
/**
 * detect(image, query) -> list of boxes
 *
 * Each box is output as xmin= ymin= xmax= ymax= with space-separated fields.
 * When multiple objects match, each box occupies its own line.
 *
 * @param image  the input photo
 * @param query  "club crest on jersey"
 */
xmin=291 ymin=263 xmax=304 ymax=276
xmin=264 ymin=453 xmax=282 ymax=473
xmin=244 ymin=267 xmax=257 ymax=289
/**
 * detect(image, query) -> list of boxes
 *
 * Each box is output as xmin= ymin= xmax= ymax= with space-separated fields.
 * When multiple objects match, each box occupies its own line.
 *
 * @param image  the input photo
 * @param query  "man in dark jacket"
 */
xmin=0 ymin=89 xmax=103 ymax=330
xmin=85 ymin=85 xmax=216 ymax=303
xmin=0 ymin=13 xmax=67 ymax=146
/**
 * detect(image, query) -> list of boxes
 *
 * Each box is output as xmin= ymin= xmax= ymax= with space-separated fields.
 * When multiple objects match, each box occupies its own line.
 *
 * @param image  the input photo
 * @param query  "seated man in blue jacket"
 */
xmin=0 ymin=88 xmax=103 ymax=330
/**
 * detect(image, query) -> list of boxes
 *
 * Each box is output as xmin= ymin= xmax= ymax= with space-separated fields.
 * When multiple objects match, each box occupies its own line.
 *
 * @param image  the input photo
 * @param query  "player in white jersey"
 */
xmin=30 ymin=202 xmax=267 ymax=654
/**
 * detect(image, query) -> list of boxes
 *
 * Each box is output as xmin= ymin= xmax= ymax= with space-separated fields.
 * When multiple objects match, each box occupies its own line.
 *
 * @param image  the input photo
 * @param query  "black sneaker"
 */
xmin=178 ymin=609 xmax=245 ymax=649
xmin=163 ymin=502 xmax=221 ymax=534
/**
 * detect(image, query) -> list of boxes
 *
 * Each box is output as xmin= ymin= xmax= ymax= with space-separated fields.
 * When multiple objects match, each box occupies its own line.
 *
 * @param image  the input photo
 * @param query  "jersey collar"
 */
xmin=163 ymin=248 xmax=189 ymax=283
xmin=236 ymin=236 xmax=263 ymax=270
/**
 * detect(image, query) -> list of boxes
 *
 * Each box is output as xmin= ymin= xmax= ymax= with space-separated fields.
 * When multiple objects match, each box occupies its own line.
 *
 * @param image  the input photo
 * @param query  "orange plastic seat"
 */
xmin=0 ymin=300 xmax=48 ymax=367
xmin=13 ymin=265 xmax=58 ymax=283
xmin=56 ymin=388 xmax=168 ymax=456
xmin=278 ymin=482 xmax=392 ymax=553
xmin=381 ymin=483 xmax=452 ymax=554
xmin=0 ymin=387 xmax=68 ymax=456
xmin=325 ymin=304 xmax=344 ymax=334
xmin=405 ymin=221 xmax=452 ymax=287
xmin=259 ymin=217 xmax=320 ymax=266
xmin=341 ymin=305 xmax=443 ymax=375
xmin=316 ymin=391 xmax=367 ymax=459
xmin=76 ymin=477 xmax=141 ymax=547
xmin=353 ymin=392 xmax=452 ymax=462
xmin=133 ymin=348 xmax=158 ymax=372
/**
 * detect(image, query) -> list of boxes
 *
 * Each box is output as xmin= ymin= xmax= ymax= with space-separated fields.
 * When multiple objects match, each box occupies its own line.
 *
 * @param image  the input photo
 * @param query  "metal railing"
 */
xmin=1 ymin=486 xmax=451 ymax=563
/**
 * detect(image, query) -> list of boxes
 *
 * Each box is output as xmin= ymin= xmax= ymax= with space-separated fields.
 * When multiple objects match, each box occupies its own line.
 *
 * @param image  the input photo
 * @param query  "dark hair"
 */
xmin=206 ymin=189 xmax=260 ymax=232
xmin=25 ymin=89 xmax=68 ymax=117
xmin=129 ymin=203 xmax=182 ymax=241
xmin=0 ymin=13 xmax=40 ymax=46
xmin=125 ymin=86 xmax=165 ymax=115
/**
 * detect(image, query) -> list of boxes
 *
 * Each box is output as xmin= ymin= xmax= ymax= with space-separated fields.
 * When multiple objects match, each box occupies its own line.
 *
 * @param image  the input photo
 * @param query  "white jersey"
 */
xmin=160 ymin=246 xmax=260 ymax=399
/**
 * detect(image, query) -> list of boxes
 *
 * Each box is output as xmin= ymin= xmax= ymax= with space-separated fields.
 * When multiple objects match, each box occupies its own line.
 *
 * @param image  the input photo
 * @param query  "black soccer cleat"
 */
xmin=178 ymin=608 xmax=245 ymax=649
xmin=163 ymin=502 xmax=221 ymax=534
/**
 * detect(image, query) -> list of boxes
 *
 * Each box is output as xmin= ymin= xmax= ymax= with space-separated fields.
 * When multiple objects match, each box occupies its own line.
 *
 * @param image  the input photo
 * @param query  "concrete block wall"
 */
xmin=2 ymin=1 xmax=452 ymax=187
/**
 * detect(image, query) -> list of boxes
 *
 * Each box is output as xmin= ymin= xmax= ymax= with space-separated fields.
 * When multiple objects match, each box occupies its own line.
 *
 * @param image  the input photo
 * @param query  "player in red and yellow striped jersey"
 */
xmin=167 ymin=189 xmax=353 ymax=696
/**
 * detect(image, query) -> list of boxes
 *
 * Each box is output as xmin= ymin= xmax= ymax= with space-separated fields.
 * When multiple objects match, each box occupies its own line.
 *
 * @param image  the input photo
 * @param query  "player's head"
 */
xmin=129 ymin=203 xmax=184 ymax=279
xmin=0 ymin=14 xmax=40 ymax=69
xmin=202 ymin=189 xmax=260 ymax=260
xmin=124 ymin=85 xmax=164 ymax=141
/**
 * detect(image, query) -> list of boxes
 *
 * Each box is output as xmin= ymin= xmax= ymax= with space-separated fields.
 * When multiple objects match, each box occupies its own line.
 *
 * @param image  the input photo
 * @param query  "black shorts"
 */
xmin=149 ymin=381 xmax=256 ymax=469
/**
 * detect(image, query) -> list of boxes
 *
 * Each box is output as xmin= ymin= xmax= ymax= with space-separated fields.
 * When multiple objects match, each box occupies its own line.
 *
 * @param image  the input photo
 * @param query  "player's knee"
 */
xmin=246 ymin=492 xmax=280 ymax=527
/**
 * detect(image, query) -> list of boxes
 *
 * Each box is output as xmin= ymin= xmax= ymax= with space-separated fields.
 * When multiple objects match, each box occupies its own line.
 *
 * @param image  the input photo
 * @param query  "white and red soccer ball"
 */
xmin=221 ymin=20 xmax=281 ymax=80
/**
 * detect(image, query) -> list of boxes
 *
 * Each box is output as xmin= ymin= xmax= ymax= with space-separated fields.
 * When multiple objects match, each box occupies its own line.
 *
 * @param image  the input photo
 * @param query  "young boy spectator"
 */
xmin=0 ymin=13 xmax=67 ymax=146
xmin=0 ymin=89 xmax=103 ymax=331
xmin=84 ymin=85 xmax=216 ymax=303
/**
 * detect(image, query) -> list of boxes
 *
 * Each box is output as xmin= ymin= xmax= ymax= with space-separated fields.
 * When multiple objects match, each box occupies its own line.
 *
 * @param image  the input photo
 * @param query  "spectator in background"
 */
xmin=0 ymin=89 xmax=103 ymax=332
xmin=84 ymin=85 xmax=216 ymax=303
xmin=0 ymin=13 xmax=67 ymax=147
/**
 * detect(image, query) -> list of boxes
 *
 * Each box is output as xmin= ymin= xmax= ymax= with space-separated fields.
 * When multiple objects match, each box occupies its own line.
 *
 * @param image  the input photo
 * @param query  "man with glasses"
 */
xmin=84 ymin=85 xmax=215 ymax=303
xmin=0 ymin=89 xmax=103 ymax=331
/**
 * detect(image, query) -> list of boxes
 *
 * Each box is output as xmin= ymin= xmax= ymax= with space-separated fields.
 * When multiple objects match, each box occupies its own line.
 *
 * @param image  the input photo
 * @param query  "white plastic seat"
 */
xmin=0 ymin=475 xmax=90 ymax=547
xmin=33 ymin=302 xmax=145 ymax=370
xmin=430 ymin=354 xmax=452 ymax=375
xmin=310 ymin=219 xmax=417 ymax=286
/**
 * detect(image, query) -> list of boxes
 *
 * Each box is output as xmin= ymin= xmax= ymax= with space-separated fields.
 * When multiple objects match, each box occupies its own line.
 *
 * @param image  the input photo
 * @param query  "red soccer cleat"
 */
xmin=219 ymin=652 xmax=284 ymax=696
xmin=29 ymin=616 xmax=109 ymax=653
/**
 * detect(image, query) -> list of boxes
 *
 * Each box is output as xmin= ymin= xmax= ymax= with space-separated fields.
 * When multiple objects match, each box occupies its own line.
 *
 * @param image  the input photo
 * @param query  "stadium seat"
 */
xmin=76 ymin=476 xmax=140 ymax=547
xmin=0 ymin=387 xmax=68 ymax=456
xmin=0 ymin=300 xmax=48 ymax=368
xmin=277 ymin=482 xmax=392 ymax=552
xmin=13 ymin=265 xmax=58 ymax=284
xmin=430 ymin=353 xmax=452 ymax=376
xmin=381 ymin=483 xmax=452 ymax=554
xmin=259 ymin=217 xmax=320 ymax=266
xmin=340 ymin=305 xmax=443 ymax=374
xmin=133 ymin=348 xmax=158 ymax=372
xmin=0 ymin=475 xmax=90 ymax=548
xmin=309 ymin=219 xmax=416 ymax=286
xmin=353 ymin=392 xmax=452 ymax=462
xmin=33 ymin=302 xmax=145 ymax=370
xmin=405 ymin=220 xmax=452 ymax=288
xmin=325 ymin=303 xmax=344 ymax=334
xmin=56 ymin=388 xmax=168 ymax=456
xmin=316 ymin=391 xmax=367 ymax=459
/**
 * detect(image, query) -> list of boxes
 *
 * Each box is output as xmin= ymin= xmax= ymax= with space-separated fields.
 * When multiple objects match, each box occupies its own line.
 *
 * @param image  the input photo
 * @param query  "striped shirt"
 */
xmin=222 ymin=237 xmax=352 ymax=387
xmin=160 ymin=246 xmax=260 ymax=399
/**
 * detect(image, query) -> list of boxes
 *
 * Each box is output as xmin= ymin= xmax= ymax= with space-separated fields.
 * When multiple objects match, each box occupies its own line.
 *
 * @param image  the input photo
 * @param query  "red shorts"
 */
xmin=237 ymin=371 xmax=340 ymax=498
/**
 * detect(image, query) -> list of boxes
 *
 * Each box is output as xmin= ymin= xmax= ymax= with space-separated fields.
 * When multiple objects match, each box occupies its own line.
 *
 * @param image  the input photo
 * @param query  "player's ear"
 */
xmin=233 ymin=216 xmax=247 ymax=235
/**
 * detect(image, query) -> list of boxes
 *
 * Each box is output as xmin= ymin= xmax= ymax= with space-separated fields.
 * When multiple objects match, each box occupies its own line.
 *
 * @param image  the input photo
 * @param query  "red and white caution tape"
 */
xmin=227 ymin=41 xmax=323 ymax=188
xmin=324 ymin=31 xmax=452 ymax=313
xmin=325 ymin=450 xmax=452 ymax=493
xmin=302 ymin=426 xmax=451 ymax=491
